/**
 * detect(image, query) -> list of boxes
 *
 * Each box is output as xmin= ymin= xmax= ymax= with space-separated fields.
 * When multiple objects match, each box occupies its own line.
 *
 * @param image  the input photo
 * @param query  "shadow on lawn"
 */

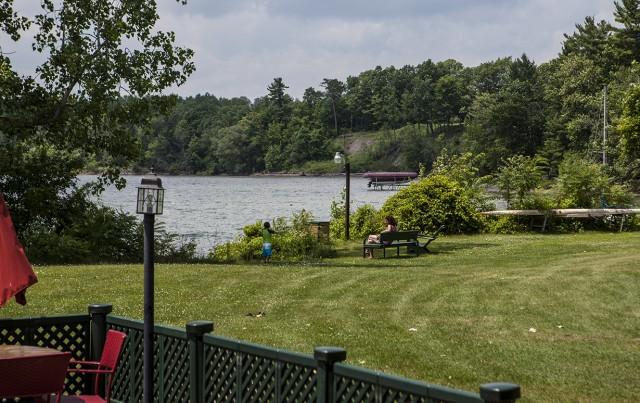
xmin=337 ymin=240 xmax=499 ymax=257
xmin=432 ymin=241 xmax=498 ymax=254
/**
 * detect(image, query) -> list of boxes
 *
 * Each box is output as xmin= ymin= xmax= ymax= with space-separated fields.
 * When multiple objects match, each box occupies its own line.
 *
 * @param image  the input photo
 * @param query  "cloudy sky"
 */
xmin=4 ymin=0 xmax=616 ymax=99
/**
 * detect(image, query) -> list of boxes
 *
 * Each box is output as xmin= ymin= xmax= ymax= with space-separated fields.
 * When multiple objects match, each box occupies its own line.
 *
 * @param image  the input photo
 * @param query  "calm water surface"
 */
xmin=81 ymin=175 xmax=396 ymax=252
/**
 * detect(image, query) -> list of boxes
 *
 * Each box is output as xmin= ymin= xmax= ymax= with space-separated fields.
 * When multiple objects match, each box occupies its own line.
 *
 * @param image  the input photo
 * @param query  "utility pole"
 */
xmin=603 ymin=85 xmax=607 ymax=166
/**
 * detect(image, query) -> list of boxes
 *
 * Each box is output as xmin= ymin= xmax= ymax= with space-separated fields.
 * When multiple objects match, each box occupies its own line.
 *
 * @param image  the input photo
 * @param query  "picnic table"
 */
xmin=0 ymin=345 xmax=71 ymax=401
xmin=362 ymin=225 xmax=446 ymax=258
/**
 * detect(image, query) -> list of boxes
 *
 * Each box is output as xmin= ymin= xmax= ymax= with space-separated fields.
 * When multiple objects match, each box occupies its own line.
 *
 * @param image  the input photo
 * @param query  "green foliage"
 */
xmin=299 ymin=160 xmax=341 ymax=174
xmin=485 ymin=216 xmax=529 ymax=234
xmin=0 ymin=0 xmax=193 ymax=247
xmin=562 ymin=16 xmax=617 ymax=76
xmin=350 ymin=204 xmax=382 ymax=240
xmin=329 ymin=191 xmax=381 ymax=241
xmin=611 ymin=0 xmax=640 ymax=66
xmin=154 ymin=222 xmax=199 ymax=264
xmin=209 ymin=211 xmax=336 ymax=263
xmin=329 ymin=190 xmax=347 ymax=240
xmin=381 ymin=175 xmax=485 ymax=233
xmin=23 ymin=204 xmax=197 ymax=264
xmin=539 ymin=54 xmax=605 ymax=156
xmin=553 ymin=153 xmax=632 ymax=208
xmin=495 ymin=155 xmax=545 ymax=208
xmin=463 ymin=54 xmax=546 ymax=173
xmin=431 ymin=151 xmax=492 ymax=209
xmin=618 ymin=84 xmax=640 ymax=161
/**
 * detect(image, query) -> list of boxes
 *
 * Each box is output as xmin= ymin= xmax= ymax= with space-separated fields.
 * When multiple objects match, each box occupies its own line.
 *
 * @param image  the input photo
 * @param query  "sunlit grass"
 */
xmin=3 ymin=232 xmax=639 ymax=402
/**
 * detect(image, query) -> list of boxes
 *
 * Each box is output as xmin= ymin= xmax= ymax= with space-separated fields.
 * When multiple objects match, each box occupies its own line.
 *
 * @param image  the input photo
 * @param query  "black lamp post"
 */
xmin=334 ymin=151 xmax=350 ymax=240
xmin=136 ymin=170 xmax=164 ymax=403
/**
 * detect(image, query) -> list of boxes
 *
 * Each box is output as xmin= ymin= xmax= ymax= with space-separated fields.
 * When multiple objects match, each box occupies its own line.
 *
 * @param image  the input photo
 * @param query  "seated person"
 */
xmin=365 ymin=215 xmax=398 ymax=258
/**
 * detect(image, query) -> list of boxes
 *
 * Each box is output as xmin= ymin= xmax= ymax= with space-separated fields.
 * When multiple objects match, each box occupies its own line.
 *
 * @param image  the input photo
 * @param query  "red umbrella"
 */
xmin=0 ymin=193 xmax=37 ymax=307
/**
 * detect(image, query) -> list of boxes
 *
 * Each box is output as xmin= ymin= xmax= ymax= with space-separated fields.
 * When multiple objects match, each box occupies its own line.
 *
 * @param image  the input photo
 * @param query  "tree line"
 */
xmin=136 ymin=0 xmax=640 ymax=182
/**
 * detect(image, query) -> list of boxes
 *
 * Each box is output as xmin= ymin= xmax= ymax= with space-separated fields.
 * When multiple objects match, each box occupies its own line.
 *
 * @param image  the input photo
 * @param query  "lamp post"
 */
xmin=334 ymin=151 xmax=350 ymax=240
xmin=136 ymin=170 xmax=164 ymax=403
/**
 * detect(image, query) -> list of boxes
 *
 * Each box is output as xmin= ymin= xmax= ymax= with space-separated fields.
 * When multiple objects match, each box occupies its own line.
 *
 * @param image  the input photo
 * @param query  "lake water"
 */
xmin=81 ymin=175 xmax=396 ymax=253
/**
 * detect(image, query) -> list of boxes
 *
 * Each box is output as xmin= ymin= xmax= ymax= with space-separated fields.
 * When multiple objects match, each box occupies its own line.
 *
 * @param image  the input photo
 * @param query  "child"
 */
xmin=262 ymin=221 xmax=275 ymax=262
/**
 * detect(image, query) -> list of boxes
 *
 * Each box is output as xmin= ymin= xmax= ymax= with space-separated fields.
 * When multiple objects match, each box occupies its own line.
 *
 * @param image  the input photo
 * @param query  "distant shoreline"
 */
xmin=81 ymin=171 xmax=364 ymax=177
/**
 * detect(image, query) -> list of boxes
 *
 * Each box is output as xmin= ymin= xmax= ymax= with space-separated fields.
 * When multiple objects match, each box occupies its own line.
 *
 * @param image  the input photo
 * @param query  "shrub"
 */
xmin=554 ymin=153 xmax=633 ymax=208
xmin=330 ymin=190 xmax=383 ymax=240
xmin=209 ymin=210 xmax=336 ymax=263
xmin=23 ymin=204 xmax=197 ymax=264
xmin=329 ymin=190 xmax=347 ymax=240
xmin=154 ymin=223 xmax=199 ymax=263
xmin=431 ymin=151 xmax=492 ymax=209
xmin=485 ymin=216 xmax=529 ymax=234
xmin=494 ymin=155 xmax=545 ymax=208
xmin=25 ymin=231 xmax=92 ymax=264
xmin=350 ymin=204 xmax=381 ymax=239
xmin=380 ymin=175 xmax=485 ymax=233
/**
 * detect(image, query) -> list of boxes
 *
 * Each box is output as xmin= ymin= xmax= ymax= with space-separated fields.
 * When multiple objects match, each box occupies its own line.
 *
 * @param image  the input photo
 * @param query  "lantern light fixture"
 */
xmin=136 ymin=170 xmax=164 ymax=215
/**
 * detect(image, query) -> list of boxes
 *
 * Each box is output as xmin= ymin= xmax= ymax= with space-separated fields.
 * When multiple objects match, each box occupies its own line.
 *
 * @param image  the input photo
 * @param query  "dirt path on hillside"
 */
xmin=346 ymin=134 xmax=375 ymax=154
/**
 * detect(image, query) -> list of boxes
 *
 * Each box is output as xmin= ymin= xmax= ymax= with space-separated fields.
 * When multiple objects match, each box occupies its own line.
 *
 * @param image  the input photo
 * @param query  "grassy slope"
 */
xmin=3 ymin=233 xmax=639 ymax=402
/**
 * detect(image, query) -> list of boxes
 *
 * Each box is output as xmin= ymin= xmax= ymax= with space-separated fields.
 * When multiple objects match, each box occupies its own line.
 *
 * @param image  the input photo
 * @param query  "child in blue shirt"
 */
xmin=262 ymin=222 xmax=275 ymax=262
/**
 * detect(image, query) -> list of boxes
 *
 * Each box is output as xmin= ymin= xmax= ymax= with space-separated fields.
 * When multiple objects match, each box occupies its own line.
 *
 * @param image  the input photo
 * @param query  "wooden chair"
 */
xmin=61 ymin=329 xmax=127 ymax=403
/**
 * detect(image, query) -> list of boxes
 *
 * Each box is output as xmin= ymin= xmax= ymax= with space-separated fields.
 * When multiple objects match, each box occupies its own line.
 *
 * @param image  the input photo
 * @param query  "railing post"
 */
xmin=88 ymin=303 xmax=113 ymax=395
xmin=480 ymin=383 xmax=521 ymax=403
xmin=314 ymin=346 xmax=347 ymax=403
xmin=187 ymin=320 xmax=214 ymax=403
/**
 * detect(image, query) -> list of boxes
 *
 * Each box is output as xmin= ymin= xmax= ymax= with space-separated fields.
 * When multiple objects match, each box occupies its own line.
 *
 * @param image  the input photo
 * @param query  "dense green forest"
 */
xmin=134 ymin=0 xmax=640 ymax=182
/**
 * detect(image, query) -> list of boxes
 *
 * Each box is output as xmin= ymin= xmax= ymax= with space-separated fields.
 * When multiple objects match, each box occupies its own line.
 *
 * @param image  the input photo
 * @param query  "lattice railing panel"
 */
xmin=33 ymin=322 xmax=90 ymax=395
xmin=335 ymin=376 xmax=377 ymax=403
xmin=381 ymin=389 xmax=428 ymax=403
xmin=204 ymin=345 xmax=238 ymax=403
xmin=280 ymin=362 xmax=317 ymax=403
xmin=0 ymin=327 xmax=26 ymax=345
xmin=239 ymin=353 xmax=277 ymax=402
xmin=0 ymin=318 xmax=90 ymax=396
xmin=109 ymin=323 xmax=144 ymax=403
xmin=2 ymin=313 xmax=500 ymax=403
xmin=203 ymin=344 xmax=317 ymax=403
xmin=154 ymin=333 xmax=190 ymax=403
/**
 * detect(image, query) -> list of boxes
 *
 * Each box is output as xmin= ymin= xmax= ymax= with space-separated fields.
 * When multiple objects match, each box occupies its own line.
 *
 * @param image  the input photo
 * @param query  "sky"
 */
xmin=3 ymin=0 xmax=617 ymax=99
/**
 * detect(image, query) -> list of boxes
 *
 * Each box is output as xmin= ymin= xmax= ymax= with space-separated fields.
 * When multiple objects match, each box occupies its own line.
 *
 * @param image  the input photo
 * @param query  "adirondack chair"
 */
xmin=417 ymin=225 xmax=446 ymax=253
xmin=61 ymin=329 xmax=127 ymax=403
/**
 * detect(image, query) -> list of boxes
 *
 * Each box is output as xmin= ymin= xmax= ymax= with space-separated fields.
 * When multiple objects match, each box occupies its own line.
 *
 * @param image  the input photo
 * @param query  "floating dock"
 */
xmin=364 ymin=172 xmax=418 ymax=191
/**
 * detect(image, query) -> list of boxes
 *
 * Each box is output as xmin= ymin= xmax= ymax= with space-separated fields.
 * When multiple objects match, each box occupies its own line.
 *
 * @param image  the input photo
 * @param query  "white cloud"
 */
xmin=2 ymin=0 xmax=617 ymax=99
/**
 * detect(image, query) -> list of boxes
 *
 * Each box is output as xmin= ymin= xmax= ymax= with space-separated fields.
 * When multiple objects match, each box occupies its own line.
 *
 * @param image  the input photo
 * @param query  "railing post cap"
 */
xmin=480 ymin=383 xmax=521 ymax=402
xmin=186 ymin=320 xmax=214 ymax=335
xmin=88 ymin=304 xmax=113 ymax=315
xmin=314 ymin=346 xmax=347 ymax=362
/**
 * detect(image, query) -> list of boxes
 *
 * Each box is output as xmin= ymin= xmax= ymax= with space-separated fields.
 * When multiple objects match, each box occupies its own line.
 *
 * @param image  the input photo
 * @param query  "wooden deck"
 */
xmin=481 ymin=208 xmax=640 ymax=232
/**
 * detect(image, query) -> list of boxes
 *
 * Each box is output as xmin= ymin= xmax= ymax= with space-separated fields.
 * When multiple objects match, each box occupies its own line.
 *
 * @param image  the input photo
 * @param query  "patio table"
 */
xmin=0 ymin=345 xmax=71 ymax=401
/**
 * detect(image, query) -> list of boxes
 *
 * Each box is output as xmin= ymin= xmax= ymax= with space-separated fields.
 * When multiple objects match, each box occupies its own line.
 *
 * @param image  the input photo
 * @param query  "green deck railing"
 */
xmin=0 ymin=304 xmax=521 ymax=403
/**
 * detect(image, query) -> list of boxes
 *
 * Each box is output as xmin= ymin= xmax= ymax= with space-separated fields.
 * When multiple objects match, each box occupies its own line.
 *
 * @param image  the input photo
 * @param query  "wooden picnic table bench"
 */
xmin=362 ymin=231 xmax=420 ymax=258
xmin=417 ymin=225 xmax=446 ymax=253
xmin=362 ymin=225 xmax=446 ymax=258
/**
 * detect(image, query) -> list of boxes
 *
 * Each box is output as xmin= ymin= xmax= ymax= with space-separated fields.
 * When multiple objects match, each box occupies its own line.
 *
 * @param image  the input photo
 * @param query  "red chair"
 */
xmin=61 ymin=329 xmax=127 ymax=403
xmin=0 ymin=349 xmax=71 ymax=403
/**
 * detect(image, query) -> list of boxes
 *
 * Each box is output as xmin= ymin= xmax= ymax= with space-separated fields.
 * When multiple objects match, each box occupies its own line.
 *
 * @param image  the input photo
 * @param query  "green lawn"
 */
xmin=3 ymin=233 xmax=639 ymax=402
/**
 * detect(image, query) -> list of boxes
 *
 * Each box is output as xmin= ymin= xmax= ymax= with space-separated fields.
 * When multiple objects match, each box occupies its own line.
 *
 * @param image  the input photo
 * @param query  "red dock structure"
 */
xmin=363 ymin=171 xmax=418 ymax=190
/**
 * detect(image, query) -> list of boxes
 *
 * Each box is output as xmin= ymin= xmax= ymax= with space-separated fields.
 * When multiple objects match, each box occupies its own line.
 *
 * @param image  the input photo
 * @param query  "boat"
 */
xmin=363 ymin=171 xmax=418 ymax=190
